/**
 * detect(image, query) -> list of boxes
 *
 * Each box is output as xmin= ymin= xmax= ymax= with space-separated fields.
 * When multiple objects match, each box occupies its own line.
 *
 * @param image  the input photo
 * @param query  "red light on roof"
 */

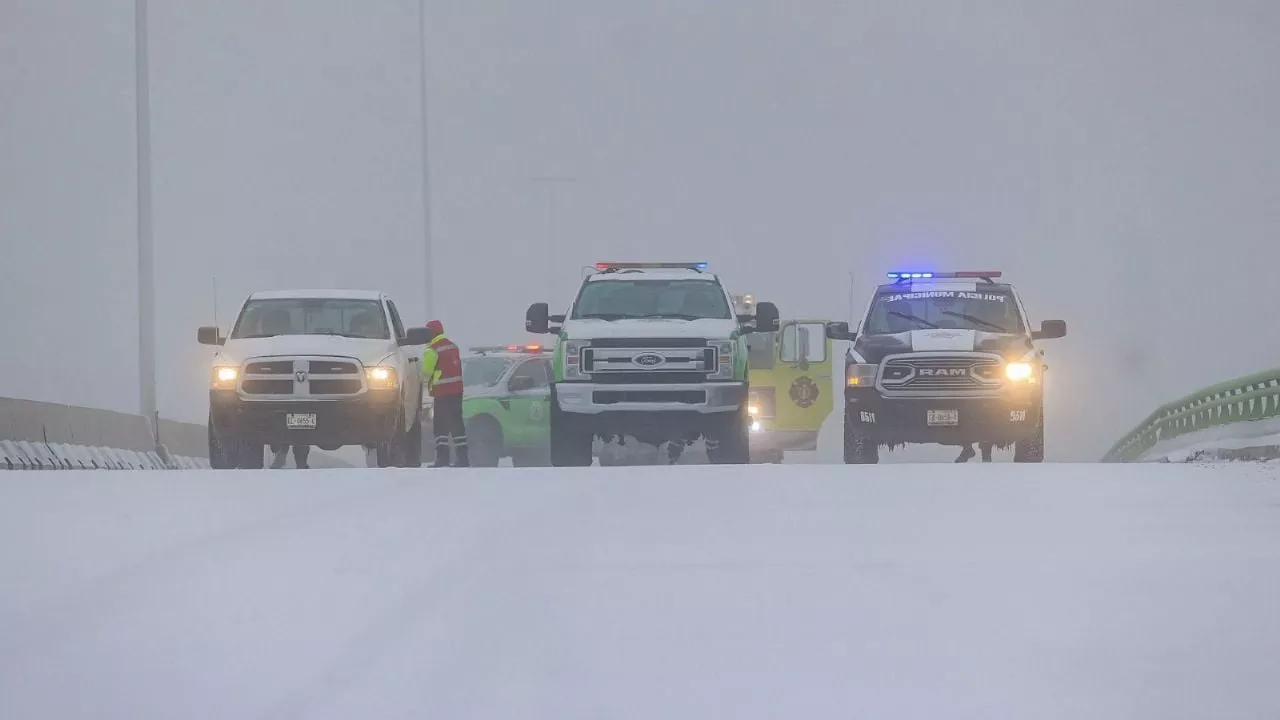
xmin=525 ymin=344 xmax=542 ymax=351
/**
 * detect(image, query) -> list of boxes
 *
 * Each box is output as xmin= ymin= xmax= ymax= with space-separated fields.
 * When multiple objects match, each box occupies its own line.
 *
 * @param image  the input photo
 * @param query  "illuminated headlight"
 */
xmin=846 ymin=363 xmax=877 ymax=387
xmin=212 ymin=366 xmax=238 ymax=389
xmin=562 ymin=339 xmax=588 ymax=379
xmin=709 ymin=340 xmax=734 ymax=378
xmin=750 ymin=420 xmax=762 ymax=432
xmin=748 ymin=404 xmax=760 ymax=416
xmin=1004 ymin=362 xmax=1034 ymax=382
xmin=365 ymin=366 xmax=398 ymax=389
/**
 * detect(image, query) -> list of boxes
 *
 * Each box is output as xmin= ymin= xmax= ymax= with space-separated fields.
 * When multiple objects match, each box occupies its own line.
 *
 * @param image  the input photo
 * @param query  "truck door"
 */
xmin=776 ymin=320 xmax=835 ymax=431
xmin=506 ymin=358 xmax=552 ymax=447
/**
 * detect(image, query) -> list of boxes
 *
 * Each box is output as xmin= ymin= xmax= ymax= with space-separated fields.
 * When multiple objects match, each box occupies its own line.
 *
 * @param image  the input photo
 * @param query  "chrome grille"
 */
xmin=878 ymin=354 xmax=1003 ymax=394
xmin=583 ymin=346 xmax=715 ymax=375
xmin=239 ymin=356 xmax=365 ymax=399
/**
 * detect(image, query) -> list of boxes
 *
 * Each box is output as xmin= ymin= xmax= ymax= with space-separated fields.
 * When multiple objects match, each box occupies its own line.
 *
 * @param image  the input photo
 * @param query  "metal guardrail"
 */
xmin=1102 ymin=368 xmax=1280 ymax=462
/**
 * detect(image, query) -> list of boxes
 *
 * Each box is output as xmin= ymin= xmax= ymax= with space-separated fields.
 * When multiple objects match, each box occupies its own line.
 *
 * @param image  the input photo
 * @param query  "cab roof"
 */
xmin=248 ymin=289 xmax=386 ymax=301
xmin=875 ymin=280 xmax=1015 ymax=294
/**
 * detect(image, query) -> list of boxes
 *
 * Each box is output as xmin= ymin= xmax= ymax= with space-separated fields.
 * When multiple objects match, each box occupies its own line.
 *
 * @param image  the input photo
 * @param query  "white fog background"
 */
xmin=2 ymin=0 xmax=1277 ymax=461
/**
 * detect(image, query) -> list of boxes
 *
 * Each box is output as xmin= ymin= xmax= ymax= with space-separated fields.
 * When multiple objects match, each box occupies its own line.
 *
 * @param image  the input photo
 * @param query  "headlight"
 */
xmin=365 ymin=366 xmax=398 ymax=389
xmin=748 ymin=404 xmax=760 ymax=416
xmin=846 ymin=363 xmax=877 ymax=387
xmin=562 ymin=339 xmax=588 ymax=379
xmin=1005 ymin=361 xmax=1033 ymax=382
xmin=212 ymin=366 xmax=238 ymax=389
xmin=709 ymin=339 xmax=734 ymax=378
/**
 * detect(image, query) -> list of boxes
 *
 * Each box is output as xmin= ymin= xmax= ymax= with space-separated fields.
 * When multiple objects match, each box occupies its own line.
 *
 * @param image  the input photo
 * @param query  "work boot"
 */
xmin=980 ymin=444 xmax=992 ymax=463
xmin=955 ymin=445 xmax=975 ymax=463
xmin=294 ymin=445 xmax=311 ymax=469
xmin=430 ymin=438 xmax=450 ymax=468
xmin=454 ymin=437 xmax=470 ymax=467
xmin=270 ymin=445 xmax=289 ymax=469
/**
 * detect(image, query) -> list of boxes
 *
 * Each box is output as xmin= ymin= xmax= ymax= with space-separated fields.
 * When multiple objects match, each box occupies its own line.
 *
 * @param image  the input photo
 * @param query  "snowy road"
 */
xmin=2 ymin=463 xmax=1280 ymax=719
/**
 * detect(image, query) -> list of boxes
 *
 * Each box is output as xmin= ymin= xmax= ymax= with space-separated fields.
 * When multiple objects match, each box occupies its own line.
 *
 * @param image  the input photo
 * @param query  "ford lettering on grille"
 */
xmin=632 ymin=353 xmax=666 ymax=368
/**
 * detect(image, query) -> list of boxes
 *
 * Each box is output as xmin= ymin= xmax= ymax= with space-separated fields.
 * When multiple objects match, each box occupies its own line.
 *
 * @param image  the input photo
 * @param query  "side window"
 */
xmin=778 ymin=323 xmax=799 ymax=362
xmin=747 ymin=332 xmax=775 ymax=369
xmin=386 ymin=300 xmax=406 ymax=339
xmin=510 ymin=359 xmax=550 ymax=391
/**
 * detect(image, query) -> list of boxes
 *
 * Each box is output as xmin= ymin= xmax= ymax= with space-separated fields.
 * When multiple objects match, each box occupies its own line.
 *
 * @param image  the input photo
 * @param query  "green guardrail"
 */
xmin=1101 ymin=368 xmax=1280 ymax=462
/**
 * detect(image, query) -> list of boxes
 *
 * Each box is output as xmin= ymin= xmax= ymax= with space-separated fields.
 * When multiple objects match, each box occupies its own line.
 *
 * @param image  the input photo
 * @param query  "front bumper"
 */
xmin=210 ymin=389 xmax=401 ymax=446
xmin=746 ymin=423 xmax=819 ymax=452
xmin=555 ymin=381 xmax=747 ymax=415
xmin=845 ymin=388 xmax=1040 ymax=445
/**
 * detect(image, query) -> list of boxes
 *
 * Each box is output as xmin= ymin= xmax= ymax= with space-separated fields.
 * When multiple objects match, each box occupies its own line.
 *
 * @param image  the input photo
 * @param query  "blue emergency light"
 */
xmin=887 ymin=270 xmax=1002 ymax=280
xmin=595 ymin=262 xmax=708 ymax=271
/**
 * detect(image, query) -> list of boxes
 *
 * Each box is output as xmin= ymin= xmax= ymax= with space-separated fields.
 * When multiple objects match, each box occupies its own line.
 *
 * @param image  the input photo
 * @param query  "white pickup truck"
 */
xmin=198 ymin=289 xmax=431 ymax=468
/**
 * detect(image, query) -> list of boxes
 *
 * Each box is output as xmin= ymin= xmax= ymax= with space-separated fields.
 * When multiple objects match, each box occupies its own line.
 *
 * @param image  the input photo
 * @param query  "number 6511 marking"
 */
xmin=1010 ymin=410 xmax=1027 ymax=422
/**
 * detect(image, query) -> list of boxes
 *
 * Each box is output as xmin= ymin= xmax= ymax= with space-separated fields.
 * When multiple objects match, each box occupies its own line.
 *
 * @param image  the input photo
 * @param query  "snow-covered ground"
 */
xmin=2 ymin=462 xmax=1279 ymax=719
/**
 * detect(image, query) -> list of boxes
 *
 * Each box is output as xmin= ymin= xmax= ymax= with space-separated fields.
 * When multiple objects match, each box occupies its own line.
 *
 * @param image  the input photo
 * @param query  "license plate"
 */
xmin=286 ymin=413 xmax=317 ymax=429
xmin=927 ymin=409 xmax=959 ymax=426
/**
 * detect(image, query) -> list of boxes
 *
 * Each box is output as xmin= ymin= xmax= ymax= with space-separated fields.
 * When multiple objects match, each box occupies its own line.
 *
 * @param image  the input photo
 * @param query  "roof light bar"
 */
xmin=595 ymin=262 xmax=709 ymax=271
xmin=887 ymin=270 xmax=1002 ymax=280
xmin=469 ymin=344 xmax=545 ymax=354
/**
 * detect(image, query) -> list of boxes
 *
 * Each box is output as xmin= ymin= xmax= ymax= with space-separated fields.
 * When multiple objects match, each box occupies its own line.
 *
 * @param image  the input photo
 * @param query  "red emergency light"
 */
xmin=595 ymin=261 xmax=709 ymax=272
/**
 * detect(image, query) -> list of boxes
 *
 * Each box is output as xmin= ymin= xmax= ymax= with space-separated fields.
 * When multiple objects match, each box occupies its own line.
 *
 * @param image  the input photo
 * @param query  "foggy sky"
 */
xmin=2 ymin=0 xmax=1278 ymax=460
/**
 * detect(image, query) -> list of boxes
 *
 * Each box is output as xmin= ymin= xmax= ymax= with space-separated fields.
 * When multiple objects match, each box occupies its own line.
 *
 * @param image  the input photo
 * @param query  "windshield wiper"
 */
xmin=636 ymin=313 xmax=704 ymax=320
xmin=940 ymin=311 xmax=1007 ymax=333
xmin=887 ymin=310 xmax=938 ymax=329
xmin=312 ymin=330 xmax=373 ymax=339
xmin=578 ymin=312 xmax=627 ymax=321
xmin=240 ymin=333 xmax=279 ymax=339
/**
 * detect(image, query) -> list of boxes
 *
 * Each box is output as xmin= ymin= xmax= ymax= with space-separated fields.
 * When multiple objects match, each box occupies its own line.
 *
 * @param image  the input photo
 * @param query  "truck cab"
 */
xmin=525 ymin=262 xmax=780 ymax=466
xmin=198 ymin=289 xmax=430 ymax=468
xmin=827 ymin=271 xmax=1066 ymax=463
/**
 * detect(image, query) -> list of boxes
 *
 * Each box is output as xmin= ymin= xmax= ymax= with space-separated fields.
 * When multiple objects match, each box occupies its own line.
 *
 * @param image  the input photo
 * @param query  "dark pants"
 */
xmin=270 ymin=444 xmax=310 ymax=469
xmin=431 ymin=394 xmax=468 ymax=467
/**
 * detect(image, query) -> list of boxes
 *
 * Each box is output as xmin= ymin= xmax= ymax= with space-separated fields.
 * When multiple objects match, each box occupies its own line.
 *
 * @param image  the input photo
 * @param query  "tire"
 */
xmin=1014 ymin=405 xmax=1045 ymax=463
xmin=549 ymin=389 xmax=592 ymax=467
xmin=236 ymin=438 xmax=265 ymax=469
xmin=402 ymin=405 xmax=424 ymax=467
xmin=843 ymin=415 xmax=879 ymax=464
xmin=707 ymin=407 xmax=750 ymax=464
xmin=208 ymin=415 xmax=233 ymax=469
xmin=467 ymin=415 xmax=503 ymax=467
xmin=374 ymin=414 xmax=405 ymax=468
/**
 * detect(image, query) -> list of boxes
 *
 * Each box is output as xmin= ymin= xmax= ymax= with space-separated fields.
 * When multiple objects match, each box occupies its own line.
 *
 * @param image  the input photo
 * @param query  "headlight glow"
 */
xmin=748 ymin=404 xmax=759 ymax=415
xmin=365 ymin=366 xmax=398 ymax=388
xmin=1005 ymin=362 xmax=1033 ymax=381
xmin=212 ymin=366 xmax=238 ymax=388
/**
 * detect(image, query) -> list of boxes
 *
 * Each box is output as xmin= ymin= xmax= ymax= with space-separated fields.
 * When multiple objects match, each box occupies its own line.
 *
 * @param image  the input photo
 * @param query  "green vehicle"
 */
xmin=420 ymin=344 xmax=552 ymax=467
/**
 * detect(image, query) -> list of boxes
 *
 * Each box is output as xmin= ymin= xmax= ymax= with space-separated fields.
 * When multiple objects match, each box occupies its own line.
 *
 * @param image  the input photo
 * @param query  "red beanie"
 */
xmin=426 ymin=319 xmax=444 ymax=336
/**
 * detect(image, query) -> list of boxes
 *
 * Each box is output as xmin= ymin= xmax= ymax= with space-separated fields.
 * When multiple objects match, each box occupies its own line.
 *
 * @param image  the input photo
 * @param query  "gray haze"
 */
xmin=2 ymin=0 xmax=1278 ymax=460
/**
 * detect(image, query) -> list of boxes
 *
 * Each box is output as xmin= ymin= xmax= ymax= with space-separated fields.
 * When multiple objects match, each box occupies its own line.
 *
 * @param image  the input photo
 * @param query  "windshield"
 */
xmin=571 ymin=279 xmax=731 ymax=320
xmin=463 ymin=356 xmax=513 ymax=387
xmin=230 ymin=298 xmax=389 ymax=339
xmin=862 ymin=289 xmax=1025 ymax=335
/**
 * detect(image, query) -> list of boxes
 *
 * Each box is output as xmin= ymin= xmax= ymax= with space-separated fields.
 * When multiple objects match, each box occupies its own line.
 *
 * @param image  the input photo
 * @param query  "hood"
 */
xmin=218 ymin=335 xmax=398 ymax=365
xmin=853 ymin=329 xmax=1031 ymax=364
xmin=563 ymin=318 xmax=738 ymax=341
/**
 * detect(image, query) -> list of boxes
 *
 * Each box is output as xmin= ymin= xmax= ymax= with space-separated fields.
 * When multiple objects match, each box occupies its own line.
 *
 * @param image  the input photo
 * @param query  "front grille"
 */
xmin=749 ymin=387 xmax=776 ymax=418
xmin=588 ymin=338 xmax=708 ymax=348
xmin=245 ymin=361 xmax=293 ymax=374
xmin=243 ymin=379 xmax=293 ymax=395
xmin=881 ymin=355 xmax=1002 ymax=392
xmin=592 ymin=372 xmax=708 ymax=384
xmin=584 ymin=345 xmax=714 ymax=375
xmin=593 ymin=390 xmax=707 ymax=404
xmin=309 ymin=360 xmax=359 ymax=375
xmin=310 ymin=379 xmax=361 ymax=394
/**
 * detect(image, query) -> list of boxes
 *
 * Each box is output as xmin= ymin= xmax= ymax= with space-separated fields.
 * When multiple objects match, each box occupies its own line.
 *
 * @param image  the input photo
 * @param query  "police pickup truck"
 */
xmin=525 ymin=262 xmax=780 ymax=466
xmin=826 ymin=271 xmax=1066 ymax=463
xmin=198 ymin=289 xmax=430 ymax=468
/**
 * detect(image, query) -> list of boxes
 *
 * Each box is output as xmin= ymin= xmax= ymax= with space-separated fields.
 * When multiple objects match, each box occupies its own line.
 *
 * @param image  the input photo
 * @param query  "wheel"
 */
xmin=843 ymin=414 xmax=879 ymax=464
xmin=1014 ymin=405 xmax=1045 ymax=463
xmin=235 ymin=438 xmax=265 ymax=469
xmin=401 ymin=406 xmax=424 ymax=467
xmin=467 ymin=415 xmax=503 ymax=467
xmin=374 ymin=414 xmax=405 ymax=467
xmin=208 ymin=415 xmax=233 ymax=469
xmin=707 ymin=407 xmax=750 ymax=464
xmin=549 ymin=389 xmax=593 ymax=467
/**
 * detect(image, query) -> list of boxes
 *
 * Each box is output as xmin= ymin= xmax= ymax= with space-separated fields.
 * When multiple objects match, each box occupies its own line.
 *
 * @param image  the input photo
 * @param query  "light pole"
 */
xmin=417 ymin=0 xmax=434 ymax=317
xmin=532 ymin=175 xmax=575 ymax=296
xmin=136 ymin=0 xmax=157 ymax=439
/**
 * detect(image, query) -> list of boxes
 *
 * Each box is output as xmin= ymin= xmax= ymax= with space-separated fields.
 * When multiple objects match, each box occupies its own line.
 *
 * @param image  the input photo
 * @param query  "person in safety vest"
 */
xmin=421 ymin=319 xmax=468 ymax=467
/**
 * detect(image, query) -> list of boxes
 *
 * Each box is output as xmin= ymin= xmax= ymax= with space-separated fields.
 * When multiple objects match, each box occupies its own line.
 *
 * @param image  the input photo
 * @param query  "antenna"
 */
xmin=212 ymin=276 xmax=218 ymax=329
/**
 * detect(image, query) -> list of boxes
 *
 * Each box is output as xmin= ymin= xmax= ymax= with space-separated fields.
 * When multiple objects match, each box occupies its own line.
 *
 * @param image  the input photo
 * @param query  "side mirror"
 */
xmin=825 ymin=321 xmax=852 ymax=340
xmin=1031 ymin=319 xmax=1067 ymax=340
xmin=197 ymin=326 xmax=223 ymax=345
xmin=401 ymin=326 xmax=432 ymax=346
xmin=754 ymin=302 xmax=780 ymax=332
xmin=509 ymin=375 xmax=535 ymax=392
xmin=526 ymin=302 xmax=550 ymax=334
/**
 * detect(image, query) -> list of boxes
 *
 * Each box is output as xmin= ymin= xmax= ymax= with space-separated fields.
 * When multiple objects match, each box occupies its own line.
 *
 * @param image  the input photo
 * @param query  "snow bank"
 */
xmin=2 ymin=463 xmax=1279 ymax=719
